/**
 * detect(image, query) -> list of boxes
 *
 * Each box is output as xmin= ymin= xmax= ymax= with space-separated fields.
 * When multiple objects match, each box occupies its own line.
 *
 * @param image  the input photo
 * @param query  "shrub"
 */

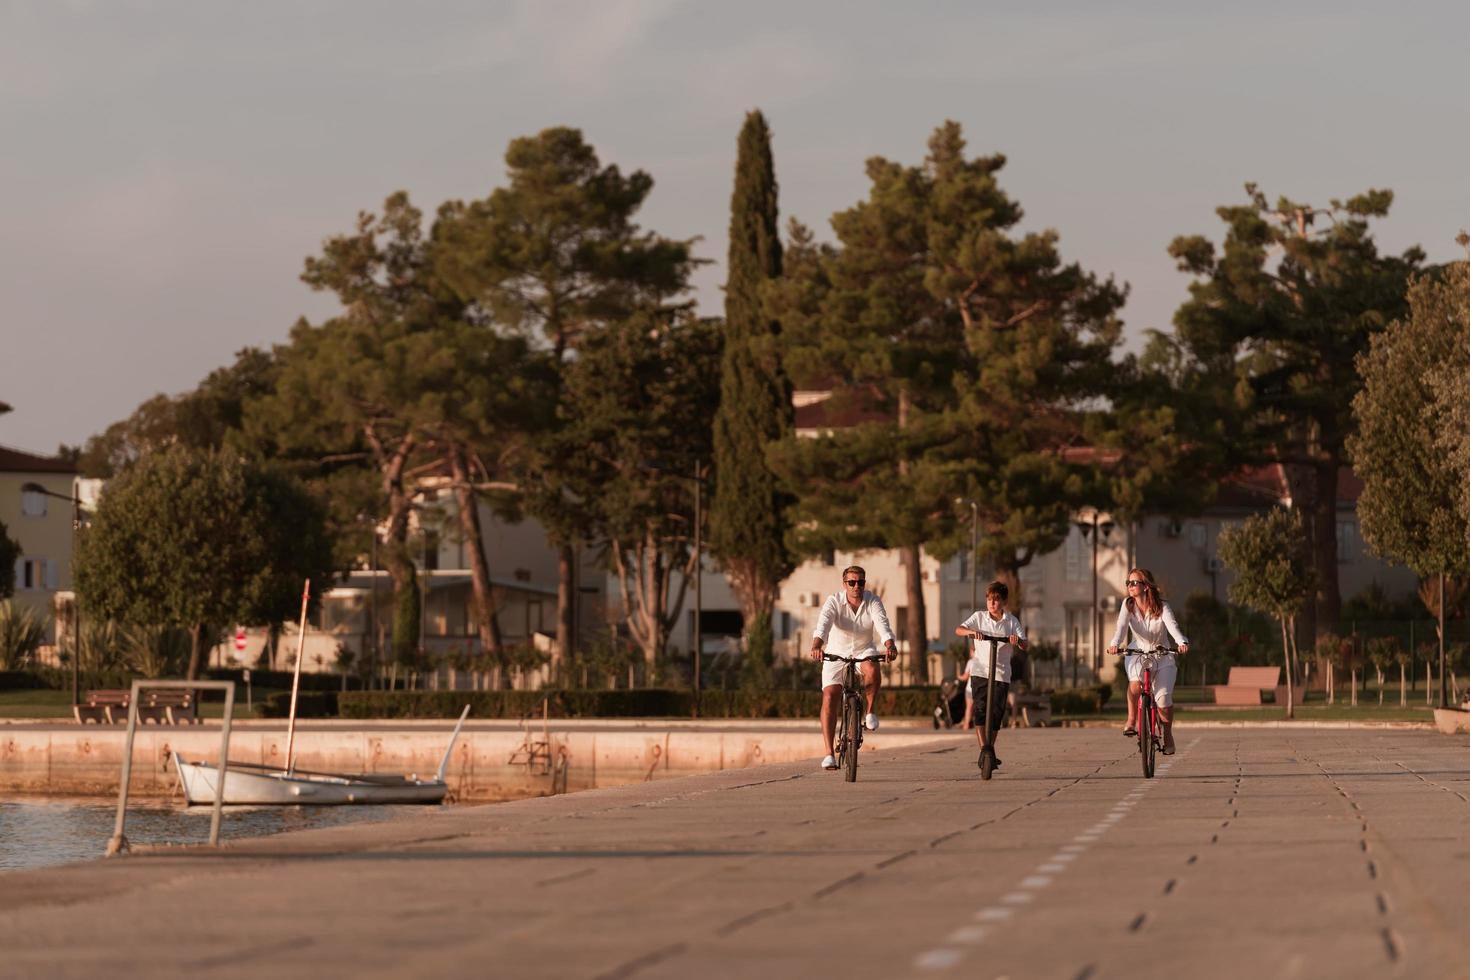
xmin=0 ymin=601 xmax=47 ymax=670
xmin=1051 ymin=684 xmax=1113 ymax=716
xmin=336 ymin=686 xmax=948 ymax=720
xmin=258 ymin=690 xmax=339 ymax=718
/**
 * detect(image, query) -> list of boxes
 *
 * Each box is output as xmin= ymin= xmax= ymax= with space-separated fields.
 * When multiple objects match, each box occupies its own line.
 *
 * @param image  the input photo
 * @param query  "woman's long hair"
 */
xmin=1126 ymin=567 xmax=1164 ymax=618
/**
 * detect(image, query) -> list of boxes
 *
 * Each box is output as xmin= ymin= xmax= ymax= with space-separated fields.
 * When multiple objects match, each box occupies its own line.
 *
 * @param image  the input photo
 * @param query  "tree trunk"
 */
xmin=902 ymin=543 xmax=927 ymax=683
xmin=186 ymin=622 xmax=204 ymax=681
xmin=1282 ymin=460 xmax=1318 ymax=645
xmin=1280 ymin=616 xmax=1295 ymax=720
xmin=1400 ymin=663 xmax=1406 ymax=706
xmin=448 ymin=444 xmax=502 ymax=658
xmin=557 ymin=542 xmax=576 ymax=667
xmin=1312 ymin=460 xmax=1342 ymax=633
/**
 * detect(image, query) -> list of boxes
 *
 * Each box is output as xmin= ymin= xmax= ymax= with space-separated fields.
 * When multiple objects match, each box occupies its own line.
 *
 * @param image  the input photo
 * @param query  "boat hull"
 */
xmin=173 ymin=754 xmax=448 ymax=806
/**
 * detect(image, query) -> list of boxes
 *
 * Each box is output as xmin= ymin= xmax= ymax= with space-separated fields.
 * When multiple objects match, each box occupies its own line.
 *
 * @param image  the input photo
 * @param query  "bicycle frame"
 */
xmin=1123 ymin=647 xmax=1172 ymax=778
xmin=824 ymin=653 xmax=884 ymax=782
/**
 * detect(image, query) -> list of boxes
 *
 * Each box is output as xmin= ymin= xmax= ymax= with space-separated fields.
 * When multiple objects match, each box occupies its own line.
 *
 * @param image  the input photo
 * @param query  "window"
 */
xmin=1337 ymin=521 xmax=1355 ymax=563
xmin=957 ymin=551 xmax=970 ymax=582
xmin=780 ymin=611 xmax=791 ymax=640
xmin=821 ymin=549 xmax=835 ymax=567
xmin=1188 ymin=522 xmax=1207 ymax=551
xmin=20 ymin=483 xmax=47 ymax=518
xmin=16 ymin=558 xmax=55 ymax=591
xmin=1065 ymin=527 xmax=1085 ymax=582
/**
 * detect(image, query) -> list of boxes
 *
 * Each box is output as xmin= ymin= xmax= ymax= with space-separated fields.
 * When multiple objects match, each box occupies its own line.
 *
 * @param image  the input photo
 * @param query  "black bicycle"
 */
xmin=823 ymin=653 xmax=885 ymax=782
xmin=972 ymin=631 xmax=1010 ymax=780
xmin=1117 ymin=645 xmax=1175 ymax=778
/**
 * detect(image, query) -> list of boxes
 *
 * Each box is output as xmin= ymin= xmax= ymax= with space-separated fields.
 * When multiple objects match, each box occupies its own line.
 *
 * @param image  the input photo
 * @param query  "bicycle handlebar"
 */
xmin=820 ymin=653 xmax=889 ymax=663
xmin=1117 ymin=645 xmax=1179 ymax=655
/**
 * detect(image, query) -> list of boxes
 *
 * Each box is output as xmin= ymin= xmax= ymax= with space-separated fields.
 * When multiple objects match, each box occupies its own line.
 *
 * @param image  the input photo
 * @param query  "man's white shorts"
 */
xmin=1124 ymin=654 xmax=1178 ymax=707
xmin=822 ymin=654 xmax=882 ymax=689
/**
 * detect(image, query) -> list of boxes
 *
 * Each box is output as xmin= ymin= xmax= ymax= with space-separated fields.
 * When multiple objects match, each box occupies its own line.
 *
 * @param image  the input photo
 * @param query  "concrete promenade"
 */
xmin=2 ymin=727 xmax=1468 ymax=978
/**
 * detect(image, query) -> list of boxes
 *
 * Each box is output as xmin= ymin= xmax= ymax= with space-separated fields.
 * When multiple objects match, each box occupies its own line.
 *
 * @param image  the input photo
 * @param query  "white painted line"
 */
xmin=1038 ymin=863 xmax=1066 ymax=873
xmin=974 ymin=907 xmax=1013 ymax=922
xmin=1000 ymin=892 xmax=1035 ymax=905
xmin=947 ymin=925 xmax=988 ymax=944
xmin=1075 ymin=834 xmax=1100 ymax=842
xmin=915 ymin=948 xmax=963 ymax=970
xmin=1060 ymin=844 xmax=1086 ymax=853
xmin=1048 ymin=853 xmax=1078 ymax=863
xmin=1020 ymin=875 xmax=1052 ymax=888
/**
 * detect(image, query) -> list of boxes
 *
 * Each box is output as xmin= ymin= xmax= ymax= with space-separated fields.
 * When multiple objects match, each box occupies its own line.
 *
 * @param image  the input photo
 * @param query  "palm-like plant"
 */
xmin=0 ymin=601 xmax=47 ymax=670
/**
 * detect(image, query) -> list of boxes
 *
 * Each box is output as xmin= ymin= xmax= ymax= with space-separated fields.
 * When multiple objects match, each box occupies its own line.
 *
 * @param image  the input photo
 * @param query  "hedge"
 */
xmin=1048 ymin=684 xmax=1113 ymax=715
xmin=337 ymin=686 xmax=947 ymax=720
xmin=258 ymin=690 xmax=339 ymax=718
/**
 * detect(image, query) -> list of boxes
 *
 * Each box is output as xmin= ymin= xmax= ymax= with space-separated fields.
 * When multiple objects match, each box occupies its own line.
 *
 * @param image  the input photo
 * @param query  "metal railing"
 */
xmin=107 ymin=679 xmax=237 ymax=857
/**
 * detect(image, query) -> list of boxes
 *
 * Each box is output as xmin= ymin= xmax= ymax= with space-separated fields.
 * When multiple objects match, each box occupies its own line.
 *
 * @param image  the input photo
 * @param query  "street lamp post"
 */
xmin=33 ymin=484 xmax=84 ymax=707
xmin=1076 ymin=511 xmax=1115 ymax=678
xmin=969 ymin=501 xmax=980 ymax=617
xmin=692 ymin=460 xmax=703 ymax=718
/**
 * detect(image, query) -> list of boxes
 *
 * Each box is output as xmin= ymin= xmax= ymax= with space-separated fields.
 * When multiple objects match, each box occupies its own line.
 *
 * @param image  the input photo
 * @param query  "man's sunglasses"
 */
xmin=844 ymin=579 xmax=865 ymax=587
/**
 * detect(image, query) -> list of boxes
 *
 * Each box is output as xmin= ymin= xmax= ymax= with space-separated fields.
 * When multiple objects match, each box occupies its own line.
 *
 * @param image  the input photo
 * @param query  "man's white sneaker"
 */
xmin=821 ymin=755 xmax=838 ymax=770
xmin=864 ymin=712 xmax=879 ymax=731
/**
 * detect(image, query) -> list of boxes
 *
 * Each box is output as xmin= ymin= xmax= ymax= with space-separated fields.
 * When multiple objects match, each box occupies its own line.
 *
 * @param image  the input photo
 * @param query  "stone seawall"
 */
xmin=0 ymin=724 xmax=954 ymax=800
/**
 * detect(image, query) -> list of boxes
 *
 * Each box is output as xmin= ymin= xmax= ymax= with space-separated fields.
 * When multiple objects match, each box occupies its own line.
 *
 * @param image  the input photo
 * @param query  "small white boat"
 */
xmin=173 ymin=706 xmax=471 ymax=807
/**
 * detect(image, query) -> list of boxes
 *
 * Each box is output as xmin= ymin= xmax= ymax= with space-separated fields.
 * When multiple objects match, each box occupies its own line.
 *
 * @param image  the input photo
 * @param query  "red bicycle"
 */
xmin=1118 ymin=646 xmax=1174 ymax=778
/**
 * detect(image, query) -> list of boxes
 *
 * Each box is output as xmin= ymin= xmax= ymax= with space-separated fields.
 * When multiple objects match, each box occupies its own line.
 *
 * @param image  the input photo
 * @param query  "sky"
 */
xmin=3 ymin=0 xmax=1468 ymax=455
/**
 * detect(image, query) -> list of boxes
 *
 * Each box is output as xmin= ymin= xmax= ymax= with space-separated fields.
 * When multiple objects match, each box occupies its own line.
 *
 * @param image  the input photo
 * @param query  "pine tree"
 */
xmin=710 ymin=111 xmax=794 ymax=690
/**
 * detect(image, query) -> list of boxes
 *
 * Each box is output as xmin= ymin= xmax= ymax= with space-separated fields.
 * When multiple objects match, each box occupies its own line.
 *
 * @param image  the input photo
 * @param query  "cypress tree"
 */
xmin=710 ymin=111 xmax=794 ymax=689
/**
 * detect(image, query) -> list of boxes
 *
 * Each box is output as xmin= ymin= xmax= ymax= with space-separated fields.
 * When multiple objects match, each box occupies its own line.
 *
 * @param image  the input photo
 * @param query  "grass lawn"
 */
xmin=0 ymin=690 xmax=268 ymax=720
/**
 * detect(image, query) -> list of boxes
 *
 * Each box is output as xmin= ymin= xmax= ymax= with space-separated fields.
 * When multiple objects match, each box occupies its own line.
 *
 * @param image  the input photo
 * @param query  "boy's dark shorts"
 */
xmin=968 ymin=678 xmax=1010 ymax=732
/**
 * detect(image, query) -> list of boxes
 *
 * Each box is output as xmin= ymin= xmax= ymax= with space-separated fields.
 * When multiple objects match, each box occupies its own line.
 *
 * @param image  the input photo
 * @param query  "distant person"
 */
xmin=1106 ymin=567 xmax=1190 ymax=754
xmin=955 ymin=581 xmax=1027 ymax=769
xmin=809 ymin=566 xmax=897 ymax=771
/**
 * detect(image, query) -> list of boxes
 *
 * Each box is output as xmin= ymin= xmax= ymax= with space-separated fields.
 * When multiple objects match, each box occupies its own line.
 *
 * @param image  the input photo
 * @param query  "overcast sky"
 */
xmin=3 ymin=1 xmax=1467 ymax=455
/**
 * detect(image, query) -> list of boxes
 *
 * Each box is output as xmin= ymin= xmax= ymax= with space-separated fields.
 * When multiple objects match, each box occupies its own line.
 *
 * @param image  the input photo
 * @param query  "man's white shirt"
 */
xmin=960 ymin=610 xmax=1025 ymax=682
xmin=813 ymin=590 xmax=896 ymax=658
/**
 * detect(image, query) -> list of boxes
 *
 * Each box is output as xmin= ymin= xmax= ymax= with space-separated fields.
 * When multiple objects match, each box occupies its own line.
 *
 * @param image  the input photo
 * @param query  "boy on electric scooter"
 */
xmin=955 ymin=581 xmax=1027 ymax=770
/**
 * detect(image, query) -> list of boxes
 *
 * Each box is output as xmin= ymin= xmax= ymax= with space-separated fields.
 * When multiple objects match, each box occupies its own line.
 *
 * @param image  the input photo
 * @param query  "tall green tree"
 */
xmin=74 ymin=447 xmax=335 ymax=678
xmin=709 ymin=111 xmax=794 ymax=687
xmin=1352 ymin=247 xmax=1470 ymax=703
xmin=772 ymin=122 xmax=1123 ymax=678
xmin=436 ymin=127 xmax=697 ymax=665
xmin=1167 ymin=185 xmax=1422 ymax=636
xmin=1217 ymin=508 xmax=1315 ymax=718
xmin=561 ymin=310 xmax=721 ymax=672
xmin=0 ymin=521 xmax=18 ymax=598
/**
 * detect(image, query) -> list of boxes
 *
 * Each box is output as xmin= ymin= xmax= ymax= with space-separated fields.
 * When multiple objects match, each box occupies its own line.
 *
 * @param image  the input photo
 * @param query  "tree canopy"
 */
xmin=709 ymin=110 xmax=794 ymax=686
xmin=1165 ymin=185 xmax=1423 ymax=633
xmin=75 ymin=447 xmax=335 ymax=678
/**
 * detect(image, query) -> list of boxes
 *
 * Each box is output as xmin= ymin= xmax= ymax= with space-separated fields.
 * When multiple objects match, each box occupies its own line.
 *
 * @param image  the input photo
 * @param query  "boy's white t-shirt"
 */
xmin=960 ymin=610 xmax=1025 ymax=683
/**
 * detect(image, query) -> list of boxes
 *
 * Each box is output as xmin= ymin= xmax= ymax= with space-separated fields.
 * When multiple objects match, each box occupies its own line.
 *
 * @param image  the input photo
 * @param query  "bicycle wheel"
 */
xmin=1140 ymin=694 xmax=1156 ymax=779
xmin=843 ymin=695 xmax=862 ymax=782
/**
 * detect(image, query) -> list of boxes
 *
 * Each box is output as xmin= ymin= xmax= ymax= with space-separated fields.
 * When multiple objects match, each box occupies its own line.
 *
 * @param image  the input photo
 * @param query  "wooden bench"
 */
xmin=138 ymin=689 xmax=198 ymax=725
xmin=1008 ymin=692 xmax=1053 ymax=727
xmin=1211 ymin=666 xmax=1303 ymax=706
xmin=74 ymin=689 xmax=130 ymax=724
xmin=73 ymin=688 xmax=199 ymax=724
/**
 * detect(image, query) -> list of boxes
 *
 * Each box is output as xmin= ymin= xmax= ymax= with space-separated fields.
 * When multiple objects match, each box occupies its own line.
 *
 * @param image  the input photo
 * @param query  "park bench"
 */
xmin=1210 ymin=666 xmax=1303 ymax=706
xmin=73 ymin=688 xmax=199 ymax=724
xmin=1008 ymin=691 xmax=1053 ymax=727
xmin=74 ymin=689 xmax=130 ymax=724
xmin=138 ymin=688 xmax=198 ymax=725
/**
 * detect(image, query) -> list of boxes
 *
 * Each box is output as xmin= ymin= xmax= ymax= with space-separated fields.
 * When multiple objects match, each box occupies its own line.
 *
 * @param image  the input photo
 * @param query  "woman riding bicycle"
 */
xmin=1105 ymin=568 xmax=1189 ymax=755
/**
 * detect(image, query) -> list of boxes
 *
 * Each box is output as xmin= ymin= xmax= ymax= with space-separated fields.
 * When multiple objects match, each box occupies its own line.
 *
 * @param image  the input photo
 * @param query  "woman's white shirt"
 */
xmin=1109 ymin=600 xmax=1189 ymax=652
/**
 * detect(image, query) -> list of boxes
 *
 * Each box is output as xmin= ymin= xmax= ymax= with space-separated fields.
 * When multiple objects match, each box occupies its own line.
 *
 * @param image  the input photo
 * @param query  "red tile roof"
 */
xmin=0 ymin=445 xmax=78 ymax=475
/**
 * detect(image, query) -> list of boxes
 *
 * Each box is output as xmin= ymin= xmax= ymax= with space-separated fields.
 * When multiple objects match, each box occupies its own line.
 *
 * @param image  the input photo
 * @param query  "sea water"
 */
xmin=0 ymin=799 xmax=410 ymax=870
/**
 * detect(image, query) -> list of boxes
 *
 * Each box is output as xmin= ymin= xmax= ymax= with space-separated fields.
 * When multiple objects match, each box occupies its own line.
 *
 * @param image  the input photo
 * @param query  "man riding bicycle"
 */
xmin=809 ymin=566 xmax=898 ymax=771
